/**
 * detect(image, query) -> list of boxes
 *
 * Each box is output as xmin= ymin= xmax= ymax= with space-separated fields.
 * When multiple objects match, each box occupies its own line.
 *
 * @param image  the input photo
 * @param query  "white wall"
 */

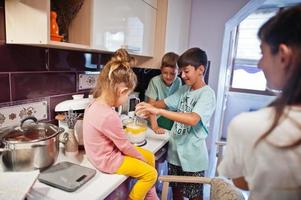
xmin=189 ymin=0 xmax=250 ymax=175
xmin=189 ymin=0 xmax=249 ymax=93
xmin=221 ymin=92 xmax=275 ymax=138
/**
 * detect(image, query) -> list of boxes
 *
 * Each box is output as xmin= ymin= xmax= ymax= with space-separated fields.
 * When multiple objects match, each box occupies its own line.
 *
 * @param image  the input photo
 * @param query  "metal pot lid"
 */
xmin=0 ymin=117 xmax=62 ymax=143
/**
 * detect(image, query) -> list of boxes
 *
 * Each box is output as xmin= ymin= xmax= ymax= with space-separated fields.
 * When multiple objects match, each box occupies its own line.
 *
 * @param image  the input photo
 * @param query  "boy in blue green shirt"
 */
xmin=145 ymin=52 xmax=182 ymax=134
xmin=136 ymin=47 xmax=216 ymax=200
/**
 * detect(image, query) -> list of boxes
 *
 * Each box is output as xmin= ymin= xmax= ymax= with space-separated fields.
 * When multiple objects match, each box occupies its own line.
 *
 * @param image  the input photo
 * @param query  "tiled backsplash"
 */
xmin=78 ymin=73 xmax=98 ymax=90
xmin=0 ymin=43 xmax=161 ymax=128
xmin=11 ymin=72 xmax=77 ymax=101
xmin=0 ymin=100 xmax=48 ymax=127
xmin=0 ymin=73 xmax=9 ymax=102
xmin=0 ymin=44 xmax=110 ymax=127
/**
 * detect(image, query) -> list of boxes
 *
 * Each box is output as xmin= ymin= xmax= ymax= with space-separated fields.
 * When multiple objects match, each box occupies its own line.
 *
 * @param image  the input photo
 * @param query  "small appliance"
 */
xmin=54 ymin=94 xmax=92 ymax=146
xmin=119 ymin=92 xmax=140 ymax=116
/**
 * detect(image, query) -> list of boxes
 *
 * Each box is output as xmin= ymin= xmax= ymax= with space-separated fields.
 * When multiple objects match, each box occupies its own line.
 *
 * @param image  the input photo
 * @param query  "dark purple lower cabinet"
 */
xmin=104 ymin=179 xmax=131 ymax=200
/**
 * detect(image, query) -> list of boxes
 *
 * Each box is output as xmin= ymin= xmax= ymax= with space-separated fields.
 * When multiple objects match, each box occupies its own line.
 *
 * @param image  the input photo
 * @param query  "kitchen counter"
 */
xmin=27 ymin=128 xmax=169 ymax=200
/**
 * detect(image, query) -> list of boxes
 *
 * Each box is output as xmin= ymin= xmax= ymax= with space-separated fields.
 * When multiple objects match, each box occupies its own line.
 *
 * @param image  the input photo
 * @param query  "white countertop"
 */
xmin=27 ymin=128 xmax=169 ymax=200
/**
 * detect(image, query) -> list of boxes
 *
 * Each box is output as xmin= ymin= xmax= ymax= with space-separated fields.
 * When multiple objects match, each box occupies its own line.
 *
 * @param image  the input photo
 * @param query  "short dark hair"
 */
xmin=177 ymin=47 xmax=208 ymax=70
xmin=161 ymin=52 xmax=179 ymax=69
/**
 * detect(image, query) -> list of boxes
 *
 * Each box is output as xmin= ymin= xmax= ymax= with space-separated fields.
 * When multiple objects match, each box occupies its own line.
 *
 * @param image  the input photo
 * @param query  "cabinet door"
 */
xmin=165 ymin=0 xmax=191 ymax=54
xmin=91 ymin=0 xmax=156 ymax=57
xmin=5 ymin=0 xmax=92 ymax=50
xmin=5 ymin=0 xmax=49 ymax=44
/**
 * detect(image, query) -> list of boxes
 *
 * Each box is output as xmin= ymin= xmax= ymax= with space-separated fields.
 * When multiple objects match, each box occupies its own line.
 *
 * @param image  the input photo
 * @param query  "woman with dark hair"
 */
xmin=218 ymin=4 xmax=301 ymax=200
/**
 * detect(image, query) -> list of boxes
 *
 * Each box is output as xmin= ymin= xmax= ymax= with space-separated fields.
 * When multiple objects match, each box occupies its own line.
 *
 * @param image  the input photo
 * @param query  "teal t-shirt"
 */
xmin=164 ymin=85 xmax=216 ymax=172
xmin=145 ymin=75 xmax=182 ymax=130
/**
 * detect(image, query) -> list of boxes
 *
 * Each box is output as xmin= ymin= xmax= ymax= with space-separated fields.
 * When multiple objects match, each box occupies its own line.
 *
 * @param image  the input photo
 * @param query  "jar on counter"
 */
xmin=64 ymin=128 xmax=79 ymax=156
xmin=123 ymin=117 xmax=147 ymax=146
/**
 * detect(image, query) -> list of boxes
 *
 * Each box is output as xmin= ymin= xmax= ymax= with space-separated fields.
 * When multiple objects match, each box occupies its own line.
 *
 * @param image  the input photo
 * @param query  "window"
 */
xmin=231 ymin=9 xmax=277 ymax=92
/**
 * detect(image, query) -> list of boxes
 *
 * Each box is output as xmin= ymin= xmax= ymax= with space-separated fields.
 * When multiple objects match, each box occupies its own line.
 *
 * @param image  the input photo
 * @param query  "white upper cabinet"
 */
xmin=5 ymin=0 xmax=49 ymax=45
xmin=4 ymin=0 xmax=157 ymax=57
xmin=91 ymin=0 xmax=157 ymax=57
xmin=165 ymin=0 xmax=191 ymax=54
xmin=136 ymin=0 xmax=192 ymax=68
xmin=5 ymin=0 xmax=91 ymax=51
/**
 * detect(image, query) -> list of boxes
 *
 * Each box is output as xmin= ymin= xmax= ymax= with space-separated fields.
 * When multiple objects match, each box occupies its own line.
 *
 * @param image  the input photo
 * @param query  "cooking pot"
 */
xmin=0 ymin=117 xmax=64 ymax=171
xmin=123 ymin=117 xmax=147 ymax=146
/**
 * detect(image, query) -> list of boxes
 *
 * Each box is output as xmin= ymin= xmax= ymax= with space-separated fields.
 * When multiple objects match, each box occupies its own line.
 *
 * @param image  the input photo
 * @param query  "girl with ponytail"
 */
xmin=84 ymin=49 xmax=158 ymax=200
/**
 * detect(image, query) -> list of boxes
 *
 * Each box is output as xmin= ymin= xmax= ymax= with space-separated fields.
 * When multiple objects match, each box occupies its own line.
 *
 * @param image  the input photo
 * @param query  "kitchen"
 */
xmin=0 ymin=0 xmax=299 ymax=199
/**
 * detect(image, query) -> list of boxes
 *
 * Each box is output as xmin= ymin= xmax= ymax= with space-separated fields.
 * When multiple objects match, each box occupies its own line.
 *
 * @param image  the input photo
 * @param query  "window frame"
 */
xmin=229 ymin=8 xmax=280 ymax=95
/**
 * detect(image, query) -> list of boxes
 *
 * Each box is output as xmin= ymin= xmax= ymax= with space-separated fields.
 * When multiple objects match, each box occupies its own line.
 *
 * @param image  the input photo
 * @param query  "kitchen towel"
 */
xmin=0 ymin=170 xmax=39 ymax=200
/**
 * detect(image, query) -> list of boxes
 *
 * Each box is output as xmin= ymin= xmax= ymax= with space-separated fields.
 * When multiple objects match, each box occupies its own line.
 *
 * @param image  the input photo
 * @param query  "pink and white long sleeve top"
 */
xmin=83 ymin=100 xmax=145 ymax=173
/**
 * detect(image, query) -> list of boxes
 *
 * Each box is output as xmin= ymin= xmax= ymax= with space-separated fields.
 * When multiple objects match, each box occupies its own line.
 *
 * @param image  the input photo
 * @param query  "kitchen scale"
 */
xmin=38 ymin=161 xmax=96 ymax=192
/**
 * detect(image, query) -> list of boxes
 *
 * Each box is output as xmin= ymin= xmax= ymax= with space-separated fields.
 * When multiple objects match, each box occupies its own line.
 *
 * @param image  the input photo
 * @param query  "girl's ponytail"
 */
xmin=92 ymin=49 xmax=137 ymax=103
xmin=108 ymin=49 xmax=133 ymax=80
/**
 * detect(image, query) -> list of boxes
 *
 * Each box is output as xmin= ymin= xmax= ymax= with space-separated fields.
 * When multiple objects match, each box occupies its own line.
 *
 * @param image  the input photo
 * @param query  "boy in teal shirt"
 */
xmin=145 ymin=52 xmax=182 ymax=134
xmin=136 ymin=47 xmax=216 ymax=200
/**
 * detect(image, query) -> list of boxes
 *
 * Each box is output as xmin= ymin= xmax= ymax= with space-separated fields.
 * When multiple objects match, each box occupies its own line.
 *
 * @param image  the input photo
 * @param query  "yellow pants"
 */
xmin=115 ymin=147 xmax=158 ymax=200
